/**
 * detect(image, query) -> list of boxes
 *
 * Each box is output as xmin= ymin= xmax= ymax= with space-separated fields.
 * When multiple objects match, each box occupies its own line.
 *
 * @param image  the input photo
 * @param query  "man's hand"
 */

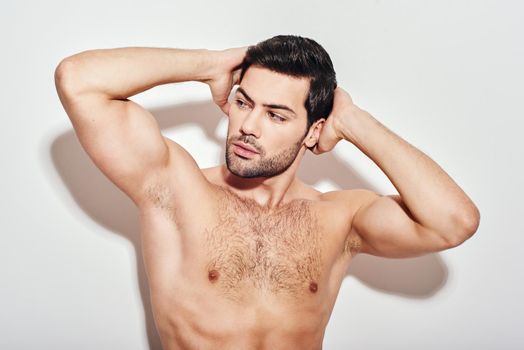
xmin=311 ymin=85 xmax=369 ymax=154
xmin=203 ymin=46 xmax=249 ymax=116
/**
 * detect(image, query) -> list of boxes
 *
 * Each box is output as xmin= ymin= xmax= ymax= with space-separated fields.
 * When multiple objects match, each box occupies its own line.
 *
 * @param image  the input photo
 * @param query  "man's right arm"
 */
xmin=54 ymin=47 xmax=219 ymax=207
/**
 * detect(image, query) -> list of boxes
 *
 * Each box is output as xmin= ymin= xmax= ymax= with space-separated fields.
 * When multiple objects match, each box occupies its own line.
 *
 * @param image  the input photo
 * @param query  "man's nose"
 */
xmin=239 ymin=109 xmax=262 ymax=137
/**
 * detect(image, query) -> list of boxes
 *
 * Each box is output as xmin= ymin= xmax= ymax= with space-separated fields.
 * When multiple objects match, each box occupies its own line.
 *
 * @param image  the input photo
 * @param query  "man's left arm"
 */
xmin=313 ymin=87 xmax=480 ymax=258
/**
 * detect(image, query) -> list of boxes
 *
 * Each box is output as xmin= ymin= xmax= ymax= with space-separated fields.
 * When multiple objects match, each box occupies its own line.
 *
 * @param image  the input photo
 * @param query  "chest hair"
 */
xmin=204 ymin=187 xmax=323 ymax=300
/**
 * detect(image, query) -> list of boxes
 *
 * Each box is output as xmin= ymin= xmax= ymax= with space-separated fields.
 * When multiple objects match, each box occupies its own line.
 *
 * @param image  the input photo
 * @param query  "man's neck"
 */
xmin=220 ymin=149 xmax=306 ymax=209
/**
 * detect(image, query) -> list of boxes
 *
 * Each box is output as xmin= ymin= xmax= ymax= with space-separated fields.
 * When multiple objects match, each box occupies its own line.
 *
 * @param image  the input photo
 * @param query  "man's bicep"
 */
xmin=64 ymin=93 xmax=170 ymax=205
xmin=350 ymin=190 xmax=451 ymax=258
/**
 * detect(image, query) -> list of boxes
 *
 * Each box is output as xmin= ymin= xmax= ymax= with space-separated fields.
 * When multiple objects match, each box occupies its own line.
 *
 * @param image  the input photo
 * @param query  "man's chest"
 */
xmin=141 ymin=182 xmax=354 ymax=305
xmin=202 ymin=195 xmax=326 ymax=302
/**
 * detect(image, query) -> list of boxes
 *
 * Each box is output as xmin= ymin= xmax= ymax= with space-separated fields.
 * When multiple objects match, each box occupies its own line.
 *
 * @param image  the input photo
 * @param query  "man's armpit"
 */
xmin=343 ymin=230 xmax=363 ymax=257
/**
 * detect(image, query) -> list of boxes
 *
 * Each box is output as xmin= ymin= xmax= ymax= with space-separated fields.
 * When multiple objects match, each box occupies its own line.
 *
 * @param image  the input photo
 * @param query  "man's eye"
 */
xmin=235 ymin=99 xmax=284 ymax=122
xmin=269 ymin=113 xmax=286 ymax=122
xmin=235 ymin=99 xmax=247 ymax=108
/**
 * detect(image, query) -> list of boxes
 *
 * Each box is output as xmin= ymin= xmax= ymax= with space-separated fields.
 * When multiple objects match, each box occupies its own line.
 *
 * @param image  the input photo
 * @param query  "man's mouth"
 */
xmin=233 ymin=142 xmax=259 ymax=153
xmin=232 ymin=142 xmax=259 ymax=158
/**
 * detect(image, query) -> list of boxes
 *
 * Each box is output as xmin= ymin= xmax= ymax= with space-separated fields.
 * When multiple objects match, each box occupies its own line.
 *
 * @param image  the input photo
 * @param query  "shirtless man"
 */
xmin=54 ymin=35 xmax=480 ymax=349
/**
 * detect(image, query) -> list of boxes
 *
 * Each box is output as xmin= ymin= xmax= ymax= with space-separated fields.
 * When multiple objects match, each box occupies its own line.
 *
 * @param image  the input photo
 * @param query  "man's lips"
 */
xmin=233 ymin=142 xmax=259 ymax=154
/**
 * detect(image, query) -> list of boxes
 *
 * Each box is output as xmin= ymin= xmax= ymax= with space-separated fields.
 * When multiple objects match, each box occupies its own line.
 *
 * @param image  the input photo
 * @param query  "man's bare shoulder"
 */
xmin=296 ymin=186 xmax=372 ymax=221
xmin=316 ymin=188 xmax=381 ymax=231
xmin=139 ymin=139 xmax=218 ymax=209
xmin=318 ymin=188 xmax=381 ymax=256
xmin=200 ymin=165 xmax=223 ymax=185
xmin=319 ymin=188 xmax=378 ymax=208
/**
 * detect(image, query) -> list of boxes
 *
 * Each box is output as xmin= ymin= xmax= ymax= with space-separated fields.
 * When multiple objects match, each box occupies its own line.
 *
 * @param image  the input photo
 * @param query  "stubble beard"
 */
xmin=225 ymin=135 xmax=304 ymax=178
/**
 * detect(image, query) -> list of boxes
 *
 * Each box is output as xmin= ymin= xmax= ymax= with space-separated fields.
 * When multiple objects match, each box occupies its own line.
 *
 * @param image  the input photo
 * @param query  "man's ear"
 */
xmin=304 ymin=118 xmax=326 ymax=149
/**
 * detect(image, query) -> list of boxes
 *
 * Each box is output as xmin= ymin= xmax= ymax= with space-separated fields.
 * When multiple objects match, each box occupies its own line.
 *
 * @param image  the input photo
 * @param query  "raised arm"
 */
xmin=54 ymin=46 xmax=245 ymax=206
xmin=314 ymin=86 xmax=481 ymax=258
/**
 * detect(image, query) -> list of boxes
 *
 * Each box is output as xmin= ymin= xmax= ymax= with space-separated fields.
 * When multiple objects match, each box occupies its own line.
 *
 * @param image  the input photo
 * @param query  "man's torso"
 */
xmin=137 ymin=164 xmax=361 ymax=350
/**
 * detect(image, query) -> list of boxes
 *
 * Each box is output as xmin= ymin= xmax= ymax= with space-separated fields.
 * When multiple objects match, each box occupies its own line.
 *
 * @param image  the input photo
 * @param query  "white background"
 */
xmin=1 ymin=0 xmax=522 ymax=349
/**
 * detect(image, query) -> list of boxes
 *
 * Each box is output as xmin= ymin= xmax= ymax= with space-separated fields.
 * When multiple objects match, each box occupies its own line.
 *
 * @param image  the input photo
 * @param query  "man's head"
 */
xmin=225 ymin=34 xmax=337 ymax=178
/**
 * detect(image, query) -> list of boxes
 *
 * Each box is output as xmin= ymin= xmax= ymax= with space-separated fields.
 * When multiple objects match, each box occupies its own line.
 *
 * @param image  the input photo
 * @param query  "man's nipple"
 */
xmin=208 ymin=269 xmax=220 ymax=283
xmin=309 ymin=281 xmax=318 ymax=293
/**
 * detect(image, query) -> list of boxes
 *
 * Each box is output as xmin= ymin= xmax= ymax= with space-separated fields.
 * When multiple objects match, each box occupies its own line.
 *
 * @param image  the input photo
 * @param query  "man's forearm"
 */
xmin=338 ymin=110 xmax=480 ymax=237
xmin=55 ymin=47 xmax=215 ymax=99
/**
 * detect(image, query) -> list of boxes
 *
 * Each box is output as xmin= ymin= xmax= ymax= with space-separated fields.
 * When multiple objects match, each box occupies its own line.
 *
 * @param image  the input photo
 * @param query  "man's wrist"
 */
xmin=334 ymin=107 xmax=376 ymax=146
xmin=192 ymin=48 xmax=220 ymax=83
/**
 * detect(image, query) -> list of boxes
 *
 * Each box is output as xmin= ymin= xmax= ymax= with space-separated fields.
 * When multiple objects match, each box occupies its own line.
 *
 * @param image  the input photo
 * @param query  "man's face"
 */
xmin=225 ymin=65 xmax=310 ymax=178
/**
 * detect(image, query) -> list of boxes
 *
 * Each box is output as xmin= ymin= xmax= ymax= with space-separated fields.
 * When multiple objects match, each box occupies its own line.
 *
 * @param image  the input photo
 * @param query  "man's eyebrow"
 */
xmin=236 ymin=86 xmax=297 ymax=117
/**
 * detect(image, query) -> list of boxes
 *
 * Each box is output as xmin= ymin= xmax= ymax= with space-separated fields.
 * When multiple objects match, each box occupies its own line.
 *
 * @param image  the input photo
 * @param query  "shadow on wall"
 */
xmin=50 ymin=100 xmax=448 ymax=350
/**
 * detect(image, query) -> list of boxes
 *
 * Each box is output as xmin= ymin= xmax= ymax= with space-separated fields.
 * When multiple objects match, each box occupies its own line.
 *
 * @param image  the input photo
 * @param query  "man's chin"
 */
xmin=228 ymin=165 xmax=253 ymax=178
xmin=226 ymin=162 xmax=263 ymax=179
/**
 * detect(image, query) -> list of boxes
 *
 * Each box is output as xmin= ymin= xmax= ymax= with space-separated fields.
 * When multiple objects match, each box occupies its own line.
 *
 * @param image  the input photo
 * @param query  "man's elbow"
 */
xmin=461 ymin=203 xmax=481 ymax=236
xmin=55 ymin=50 xmax=94 ymax=96
xmin=54 ymin=57 xmax=79 ymax=97
xmin=447 ymin=205 xmax=481 ymax=247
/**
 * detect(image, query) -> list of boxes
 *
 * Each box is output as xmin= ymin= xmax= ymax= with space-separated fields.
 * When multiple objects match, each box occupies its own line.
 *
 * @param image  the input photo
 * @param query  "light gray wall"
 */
xmin=1 ymin=0 xmax=522 ymax=349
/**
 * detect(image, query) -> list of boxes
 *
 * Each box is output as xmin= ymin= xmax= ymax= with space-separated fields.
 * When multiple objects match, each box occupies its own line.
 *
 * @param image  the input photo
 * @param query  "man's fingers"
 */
xmin=232 ymin=69 xmax=242 ymax=86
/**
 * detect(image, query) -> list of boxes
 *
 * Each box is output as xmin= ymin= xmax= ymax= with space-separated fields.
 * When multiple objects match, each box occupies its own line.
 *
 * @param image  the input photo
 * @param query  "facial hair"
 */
xmin=225 ymin=133 xmax=304 ymax=178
